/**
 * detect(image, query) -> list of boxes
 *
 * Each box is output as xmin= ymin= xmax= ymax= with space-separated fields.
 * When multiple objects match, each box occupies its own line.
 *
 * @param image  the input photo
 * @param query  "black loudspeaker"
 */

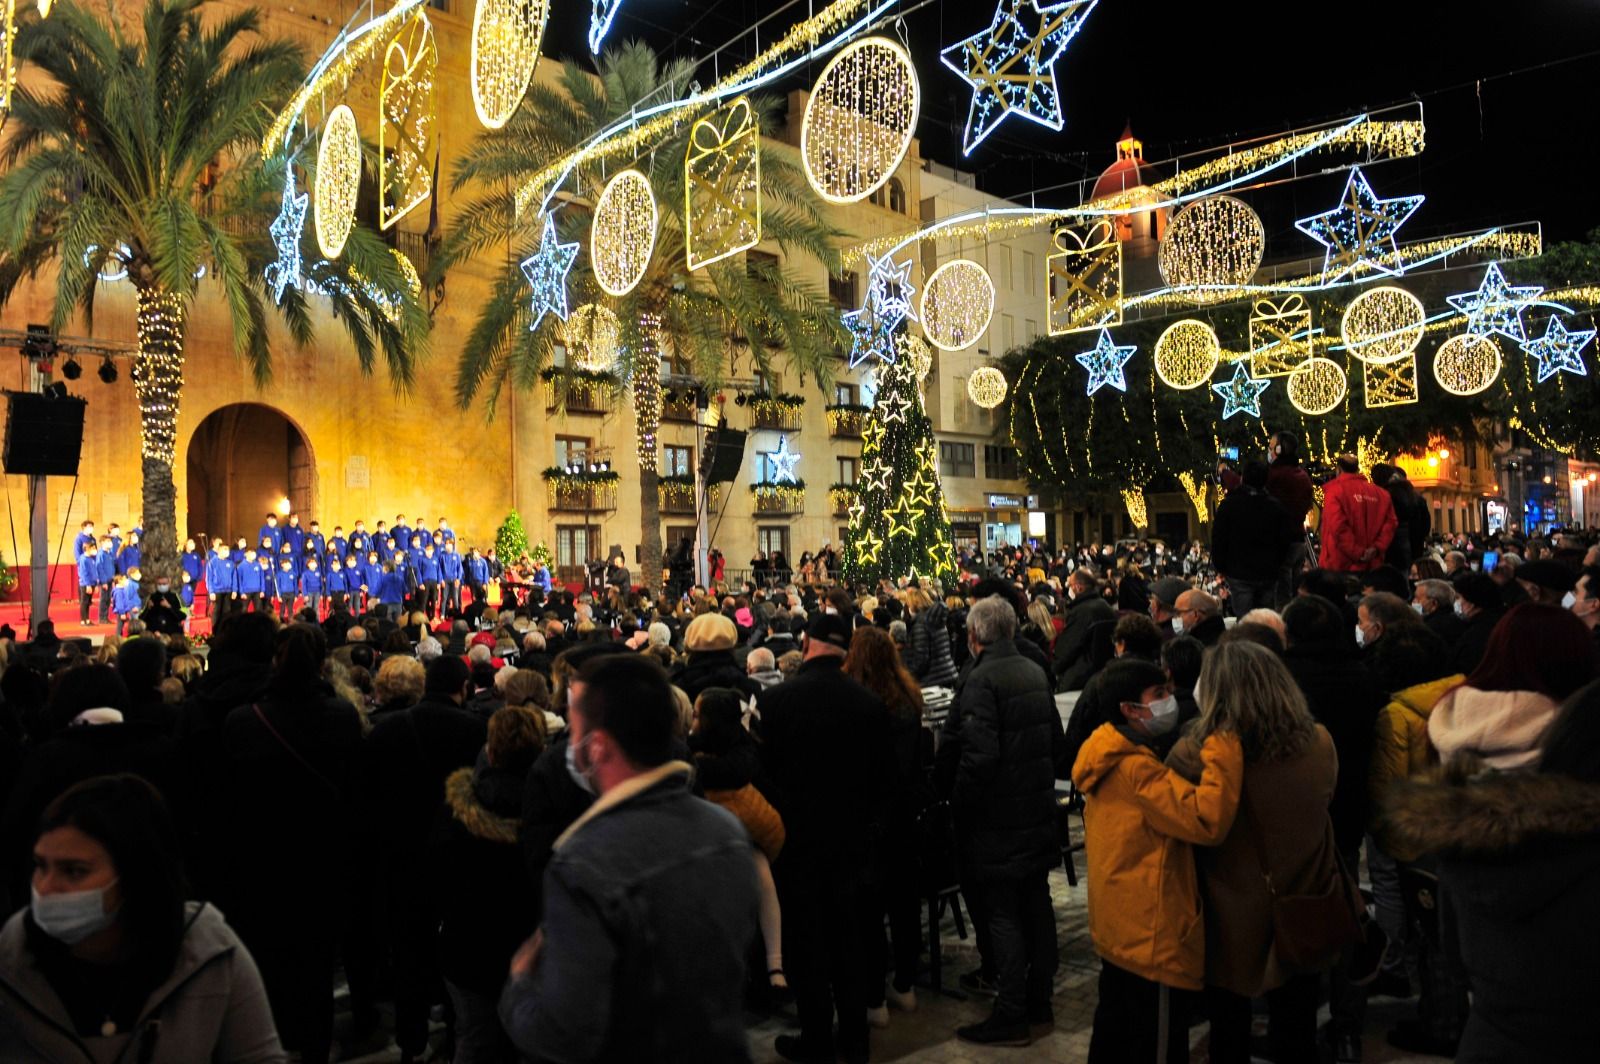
xmin=701 ymin=425 xmax=747 ymax=485
xmin=4 ymin=390 xmax=87 ymax=476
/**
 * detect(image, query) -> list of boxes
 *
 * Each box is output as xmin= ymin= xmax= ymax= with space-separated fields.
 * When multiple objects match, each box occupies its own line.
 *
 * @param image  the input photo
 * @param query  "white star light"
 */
xmin=519 ymin=213 xmax=581 ymax=331
xmin=266 ymin=168 xmax=309 ymax=304
xmin=1521 ymin=316 xmax=1595 ymax=384
xmin=866 ymin=253 xmax=916 ymax=331
xmin=767 ymin=434 xmax=802 ymax=483
xmin=1447 ymin=262 xmax=1544 ymax=343
xmin=1073 ymin=328 xmax=1136 ymax=395
xmin=1294 ymin=168 xmax=1425 ymax=282
xmin=1212 ymin=362 xmax=1271 ymax=419
xmin=589 ymin=0 xmax=625 ymax=54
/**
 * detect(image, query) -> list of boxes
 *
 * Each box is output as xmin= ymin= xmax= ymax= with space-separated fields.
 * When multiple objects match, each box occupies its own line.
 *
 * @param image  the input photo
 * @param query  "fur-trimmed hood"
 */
xmin=445 ymin=766 xmax=521 ymax=845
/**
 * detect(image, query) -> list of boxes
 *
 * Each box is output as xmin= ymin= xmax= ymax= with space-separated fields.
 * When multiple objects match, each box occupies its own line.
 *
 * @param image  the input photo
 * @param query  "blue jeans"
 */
xmin=1226 ymin=577 xmax=1275 ymax=618
xmin=446 ymin=980 xmax=514 ymax=1064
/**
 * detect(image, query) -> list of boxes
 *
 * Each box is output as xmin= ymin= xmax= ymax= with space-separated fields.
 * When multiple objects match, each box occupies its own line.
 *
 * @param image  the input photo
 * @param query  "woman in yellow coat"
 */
xmin=1072 ymin=659 xmax=1243 ymax=1064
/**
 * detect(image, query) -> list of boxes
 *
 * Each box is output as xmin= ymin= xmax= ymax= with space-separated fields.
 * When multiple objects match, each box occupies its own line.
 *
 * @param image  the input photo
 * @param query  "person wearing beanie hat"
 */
xmin=1514 ymin=559 xmax=1578 ymax=606
xmin=1148 ymin=577 xmax=1190 ymax=639
xmin=1450 ymin=573 xmax=1508 ymax=675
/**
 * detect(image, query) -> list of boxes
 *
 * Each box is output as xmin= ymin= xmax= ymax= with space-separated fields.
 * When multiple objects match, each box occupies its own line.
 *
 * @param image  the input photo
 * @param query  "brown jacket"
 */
xmin=1168 ymin=724 xmax=1339 ymax=995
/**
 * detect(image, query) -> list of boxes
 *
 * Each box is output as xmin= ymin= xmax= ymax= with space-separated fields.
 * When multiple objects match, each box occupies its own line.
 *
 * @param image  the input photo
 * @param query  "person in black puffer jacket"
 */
xmin=432 ymin=706 xmax=545 ymax=1064
xmin=936 ymin=597 xmax=1065 ymax=1048
xmin=904 ymin=588 xmax=958 ymax=688
xmin=670 ymin=613 xmax=761 ymax=702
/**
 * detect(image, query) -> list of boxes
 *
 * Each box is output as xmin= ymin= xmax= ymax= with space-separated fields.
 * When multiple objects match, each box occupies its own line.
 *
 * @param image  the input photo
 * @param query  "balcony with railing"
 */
xmin=751 ymin=480 xmax=806 ymax=516
xmin=542 ymin=368 xmax=620 ymax=415
xmin=825 ymin=403 xmax=869 ymax=439
xmin=829 ymin=484 xmax=859 ymax=518
xmin=543 ymin=470 xmax=620 ymax=512
xmin=658 ymin=475 xmax=722 ymax=515
xmin=748 ymin=393 xmax=804 ymax=432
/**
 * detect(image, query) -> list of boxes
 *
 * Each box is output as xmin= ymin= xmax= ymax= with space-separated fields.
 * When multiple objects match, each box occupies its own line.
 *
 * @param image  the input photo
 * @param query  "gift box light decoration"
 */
xmin=471 ymin=0 xmax=549 ymax=130
xmin=1295 ymin=167 xmax=1425 ymax=282
xmin=314 ymin=104 xmax=362 ymax=259
xmin=592 ymin=169 xmax=658 ymax=297
xmin=1047 ymin=222 xmax=1122 ymax=335
xmin=685 ymin=97 xmax=761 ymax=271
xmin=940 ymin=0 xmax=1099 ymax=154
xmin=1341 ymin=286 xmax=1425 ymax=364
xmin=1521 ymin=316 xmax=1594 ymax=383
xmin=1432 ymin=333 xmax=1502 ymax=396
xmin=1362 ymin=353 xmax=1420 ymax=408
xmin=1286 ymin=357 xmax=1348 ymax=415
xmin=1153 ymin=319 xmax=1220 ymax=390
xmin=1248 ymin=296 xmax=1314 ymax=378
xmin=378 ymin=10 xmax=438 ymax=230
xmin=800 ymin=36 xmax=920 ymax=204
xmin=921 ymin=259 xmax=995 ymax=352
xmin=1157 ymin=195 xmax=1265 ymax=305
xmin=563 ymin=303 xmax=623 ymax=372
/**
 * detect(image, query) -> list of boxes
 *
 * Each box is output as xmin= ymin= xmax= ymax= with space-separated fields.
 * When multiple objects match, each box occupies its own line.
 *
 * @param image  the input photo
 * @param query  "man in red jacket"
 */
xmin=1318 ymin=455 xmax=1397 ymax=572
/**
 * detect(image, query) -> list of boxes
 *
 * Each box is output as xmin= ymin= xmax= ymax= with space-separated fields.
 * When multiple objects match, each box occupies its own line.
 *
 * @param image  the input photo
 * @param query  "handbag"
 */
xmin=1244 ymin=796 xmax=1364 ymax=974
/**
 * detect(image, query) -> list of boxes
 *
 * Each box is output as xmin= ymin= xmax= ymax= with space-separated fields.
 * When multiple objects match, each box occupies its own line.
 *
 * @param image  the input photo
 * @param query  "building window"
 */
xmin=758 ymin=527 xmax=790 ymax=558
xmin=752 ymin=370 xmax=778 ymax=394
xmin=888 ymin=177 xmax=906 ymax=214
xmin=997 ymin=246 xmax=1013 ymax=290
xmin=1022 ymin=252 xmax=1036 ymax=297
xmin=555 ymin=525 xmax=600 ymax=568
xmin=940 ymin=441 xmax=976 ymax=478
xmin=1024 ymin=319 xmax=1039 ymax=342
xmin=984 ymin=444 xmax=1020 ymax=480
xmin=834 ymin=382 xmax=859 ymax=406
xmin=747 ymin=249 xmax=779 ymax=282
xmin=1001 ymin=313 xmax=1015 ymax=351
xmin=829 ymin=271 xmax=858 ymax=310
xmin=550 ymin=342 xmax=568 ymax=367
xmin=664 ymin=445 xmax=693 ymax=477
xmin=554 ymin=435 xmax=590 ymax=469
xmin=664 ymin=525 xmax=697 ymax=555
xmin=837 ymin=456 xmax=859 ymax=483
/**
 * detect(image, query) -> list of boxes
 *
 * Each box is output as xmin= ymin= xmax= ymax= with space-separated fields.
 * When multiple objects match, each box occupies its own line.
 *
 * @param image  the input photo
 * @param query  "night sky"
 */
xmin=543 ymin=0 xmax=1600 ymax=246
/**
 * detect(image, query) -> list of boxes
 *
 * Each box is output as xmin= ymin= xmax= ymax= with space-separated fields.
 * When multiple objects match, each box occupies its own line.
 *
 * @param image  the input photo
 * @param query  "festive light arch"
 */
xmin=921 ymin=259 xmax=995 ymax=351
xmin=800 ymin=35 xmax=920 ymax=204
xmin=591 ymin=169 xmax=658 ymax=297
xmin=313 ymin=105 xmax=361 ymax=260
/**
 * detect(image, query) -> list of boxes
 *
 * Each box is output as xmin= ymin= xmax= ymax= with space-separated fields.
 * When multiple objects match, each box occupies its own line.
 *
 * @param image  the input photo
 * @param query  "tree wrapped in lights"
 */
xmin=842 ymin=342 xmax=958 ymax=585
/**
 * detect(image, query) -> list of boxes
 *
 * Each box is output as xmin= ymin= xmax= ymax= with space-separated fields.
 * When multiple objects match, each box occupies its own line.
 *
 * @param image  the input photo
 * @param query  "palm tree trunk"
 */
xmin=634 ymin=314 xmax=664 ymax=597
xmin=133 ymin=288 xmax=187 ymax=589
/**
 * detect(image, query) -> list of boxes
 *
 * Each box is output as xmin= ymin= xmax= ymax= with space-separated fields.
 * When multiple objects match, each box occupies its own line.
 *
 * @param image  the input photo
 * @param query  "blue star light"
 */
xmin=844 ymin=309 xmax=895 ymax=369
xmin=1521 ymin=316 xmax=1595 ymax=383
xmin=767 ymin=435 xmax=802 ymax=483
xmin=1447 ymin=262 xmax=1544 ymax=343
xmin=266 ymin=169 xmax=309 ymax=304
xmin=1073 ymin=328 xmax=1136 ymax=395
xmin=1212 ymin=362 xmax=1271 ymax=420
xmin=1294 ymin=168 xmax=1424 ymax=282
xmin=866 ymin=253 xmax=917 ymax=331
xmin=940 ymin=0 xmax=1099 ymax=155
xmin=519 ymin=214 xmax=580 ymax=331
xmin=589 ymin=0 xmax=624 ymax=54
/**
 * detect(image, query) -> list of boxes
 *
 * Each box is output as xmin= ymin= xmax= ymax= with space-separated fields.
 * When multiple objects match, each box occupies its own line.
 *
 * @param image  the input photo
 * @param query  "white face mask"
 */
xmin=31 ymin=882 xmax=119 ymax=944
xmin=1171 ymin=615 xmax=1184 ymax=634
xmin=1412 ymin=602 xmax=1425 ymax=616
xmin=1454 ymin=599 xmax=1467 ymax=617
xmin=564 ymin=733 xmax=597 ymax=796
xmin=1144 ymin=695 xmax=1181 ymax=736
xmin=1354 ymin=624 xmax=1368 ymax=648
xmin=1563 ymin=591 xmax=1578 ymax=610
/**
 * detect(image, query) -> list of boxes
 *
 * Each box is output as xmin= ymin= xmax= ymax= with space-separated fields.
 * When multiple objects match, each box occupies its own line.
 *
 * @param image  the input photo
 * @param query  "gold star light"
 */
xmin=886 ymin=495 xmax=926 ymax=538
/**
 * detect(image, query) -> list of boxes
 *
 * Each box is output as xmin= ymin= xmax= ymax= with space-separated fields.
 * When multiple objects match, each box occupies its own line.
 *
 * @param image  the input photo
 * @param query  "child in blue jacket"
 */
xmin=236 ymin=549 xmax=265 ymax=612
xmin=205 ymin=544 xmax=236 ymax=618
xmin=300 ymin=557 xmax=325 ymax=619
xmin=110 ymin=569 xmax=141 ymax=637
xmin=94 ymin=537 xmax=117 ymax=623
xmin=274 ymin=558 xmax=298 ymax=622
xmin=77 ymin=541 xmax=102 ymax=625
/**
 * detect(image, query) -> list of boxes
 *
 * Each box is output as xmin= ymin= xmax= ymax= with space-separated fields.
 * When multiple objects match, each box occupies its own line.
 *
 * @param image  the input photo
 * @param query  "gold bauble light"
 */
xmin=470 ymin=0 xmax=549 ymax=129
xmin=902 ymin=333 xmax=933 ymax=381
xmin=1432 ymin=334 xmax=1501 ymax=396
xmin=921 ymin=259 xmax=995 ymax=352
xmin=1153 ymin=319 xmax=1220 ymax=390
xmin=314 ymin=104 xmax=361 ymax=259
xmin=563 ymin=303 xmax=622 ymax=372
xmin=591 ymin=169 xmax=658 ymax=297
xmin=1287 ymin=356 xmax=1349 ymax=415
xmin=1341 ymin=285 xmax=1425 ymax=364
xmin=1158 ymin=195 xmax=1265 ymax=304
xmin=800 ymin=36 xmax=920 ymax=204
xmin=968 ymin=366 xmax=1008 ymax=408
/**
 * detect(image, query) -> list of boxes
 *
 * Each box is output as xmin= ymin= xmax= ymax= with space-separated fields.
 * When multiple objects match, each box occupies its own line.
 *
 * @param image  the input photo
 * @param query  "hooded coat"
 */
xmin=1381 ymin=761 xmax=1600 ymax=1064
xmin=1427 ymin=685 xmax=1561 ymax=771
xmin=1071 ymin=726 xmax=1242 ymax=990
xmin=1369 ymin=674 xmax=1463 ymax=807
xmin=906 ymin=601 xmax=958 ymax=688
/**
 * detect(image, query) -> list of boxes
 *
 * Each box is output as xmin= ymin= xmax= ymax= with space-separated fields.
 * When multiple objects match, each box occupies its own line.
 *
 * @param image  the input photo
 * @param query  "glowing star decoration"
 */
xmin=877 ymin=391 xmax=913 ymax=423
xmin=1447 ymin=262 xmax=1544 ymax=343
xmin=471 ymin=0 xmax=549 ymax=130
xmin=685 ymin=97 xmax=761 ymax=271
xmin=1432 ymin=334 xmax=1502 ymax=396
xmin=591 ymin=169 xmax=658 ymax=297
xmin=1048 ymin=222 xmax=1122 ymax=335
xmin=1294 ymin=167 xmax=1424 ymax=282
xmin=800 ymin=36 xmax=920 ymax=204
xmin=854 ymin=525 xmax=884 ymax=565
xmin=588 ymin=0 xmax=623 ymax=52
xmin=378 ymin=10 xmax=438 ymax=230
xmin=921 ymin=259 xmax=995 ymax=351
xmin=266 ymin=168 xmax=309 ymax=304
xmin=940 ymin=0 xmax=1099 ymax=154
xmin=1073 ymin=328 xmax=1136 ymax=395
xmin=313 ymin=105 xmax=361 ymax=260
xmin=1211 ymin=362 xmax=1271 ymax=420
xmin=860 ymin=458 xmax=892 ymax=493
xmin=766 ymin=434 xmax=802 ymax=483
xmin=866 ymin=253 xmax=917 ymax=331
xmin=885 ymin=495 xmax=926 ymax=539
xmin=844 ymin=308 xmax=897 ymax=370
xmin=518 ymin=214 xmax=579 ymax=330
xmin=1521 ymin=316 xmax=1595 ymax=383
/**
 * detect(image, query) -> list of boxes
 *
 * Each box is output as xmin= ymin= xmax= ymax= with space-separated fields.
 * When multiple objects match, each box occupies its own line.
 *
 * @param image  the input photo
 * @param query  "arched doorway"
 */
xmin=185 ymin=404 xmax=315 ymax=544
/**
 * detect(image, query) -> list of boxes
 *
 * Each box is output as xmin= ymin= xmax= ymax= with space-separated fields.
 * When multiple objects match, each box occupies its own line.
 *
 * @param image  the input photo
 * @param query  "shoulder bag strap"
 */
xmin=252 ymin=703 xmax=340 ymax=796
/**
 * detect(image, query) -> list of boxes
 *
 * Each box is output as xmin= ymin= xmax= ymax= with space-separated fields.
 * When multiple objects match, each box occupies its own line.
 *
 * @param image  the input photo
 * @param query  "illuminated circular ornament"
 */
xmin=968 ymin=366 xmax=1008 ymax=409
xmin=921 ymin=259 xmax=994 ymax=352
xmin=902 ymin=334 xmax=933 ymax=381
xmin=563 ymin=303 xmax=622 ymax=371
xmin=591 ymin=169 xmax=657 ymax=297
xmin=1286 ymin=357 xmax=1348 ymax=415
xmin=1158 ymin=195 xmax=1265 ymax=304
xmin=1153 ymin=319 xmax=1220 ymax=390
xmin=470 ymin=0 xmax=549 ymax=129
xmin=1432 ymin=333 xmax=1501 ymax=396
xmin=800 ymin=36 xmax=920 ymax=204
xmin=1341 ymin=285 xmax=1425 ymax=364
xmin=314 ymin=104 xmax=361 ymax=259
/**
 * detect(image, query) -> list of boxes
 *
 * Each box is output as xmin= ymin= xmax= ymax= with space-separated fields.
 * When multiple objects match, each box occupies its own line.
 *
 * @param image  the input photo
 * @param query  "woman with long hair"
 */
xmin=0 ymin=774 xmax=283 ymax=1061
xmin=901 ymin=587 xmax=958 ymax=688
xmin=1168 ymin=641 xmax=1341 ymax=1064
xmin=843 ymin=626 xmax=927 ymax=1021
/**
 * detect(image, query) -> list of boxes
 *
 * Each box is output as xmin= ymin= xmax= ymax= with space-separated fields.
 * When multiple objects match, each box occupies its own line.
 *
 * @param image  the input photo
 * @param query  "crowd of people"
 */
xmin=3 ymin=445 xmax=1596 ymax=1063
